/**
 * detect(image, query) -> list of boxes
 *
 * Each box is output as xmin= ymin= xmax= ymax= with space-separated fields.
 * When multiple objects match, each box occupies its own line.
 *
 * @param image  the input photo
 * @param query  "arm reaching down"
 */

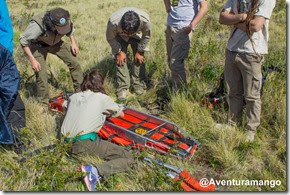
xmin=103 ymin=95 xmax=124 ymax=118
xmin=69 ymin=34 xmax=79 ymax=56
xmin=137 ymin=19 xmax=151 ymax=53
xmin=106 ymin=21 xmax=122 ymax=56
xmin=19 ymin=21 xmax=43 ymax=72
xmin=184 ymin=0 xmax=208 ymax=34
xmin=163 ymin=0 xmax=171 ymax=13
xmin=22 ymin=46 xmax=41 ymax=72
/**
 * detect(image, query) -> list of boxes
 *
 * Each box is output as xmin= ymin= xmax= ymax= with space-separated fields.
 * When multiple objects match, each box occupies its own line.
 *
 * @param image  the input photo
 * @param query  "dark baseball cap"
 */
xmin=49 ymin=8 xmax=72 ymax=35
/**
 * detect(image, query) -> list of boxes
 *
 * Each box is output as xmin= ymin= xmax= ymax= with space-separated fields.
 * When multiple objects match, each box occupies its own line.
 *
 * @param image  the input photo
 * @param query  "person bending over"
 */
xmin=61 ymin=69 xmax=134 ymax=191
xmin=106 ymin=7 xmax=151 ymax=101
xmin=19 ymin=7 xmax=83 ymax=104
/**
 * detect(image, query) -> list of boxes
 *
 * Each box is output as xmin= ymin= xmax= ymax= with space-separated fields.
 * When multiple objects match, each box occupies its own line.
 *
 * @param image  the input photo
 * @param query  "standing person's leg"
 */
xmin=165 ymin=26 xmax=173 ymax=79
xmin=71 ymin=139 xmax=134 ymax=180
xmin=165 ymin=26 xmax=173 ymax=78
xmin=129 ymin=38 xmax=147 ymax=95
xmin=139 ymin=60 xmax=147 ymax=86
xmin=8 ymin=94 xmax=26 ymax=132
xmin=238 ymin=53 xmax=263 ymax=141
xmin=169 ymin=27 xmax=191 ymax=88
xmin=49 ymin=41 xmax=83 ymax=92
xmin=8 ymin=93 xmax=26 ymax=153
xmin=115 ymin=36 xmax=130 ymax=99
xmin=224 ymin=50 xmax=244 ymax=127
xmin=30 ymin=44 xmax=49 ymax=104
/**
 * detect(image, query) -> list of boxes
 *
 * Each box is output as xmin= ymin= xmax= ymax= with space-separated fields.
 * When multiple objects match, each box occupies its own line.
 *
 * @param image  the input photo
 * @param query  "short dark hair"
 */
xmin=81 ymin=69 xmax=106 ymax=94
xmin=120 ymin=11 xmax=140 ymax=34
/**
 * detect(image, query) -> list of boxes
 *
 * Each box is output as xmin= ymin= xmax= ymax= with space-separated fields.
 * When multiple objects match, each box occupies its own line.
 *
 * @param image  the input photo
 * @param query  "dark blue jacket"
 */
xmin=0 ymin=44 xmax=19 ymax=144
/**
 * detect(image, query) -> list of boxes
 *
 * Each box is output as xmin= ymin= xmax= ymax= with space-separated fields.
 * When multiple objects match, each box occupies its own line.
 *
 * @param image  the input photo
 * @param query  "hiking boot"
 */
xmin=117 ymin=89 xmax=128 ymax=101
xmin=245 ymin=131 xmax=256 ymax=142
xmin=81 ymin=165 xmax=102 ymax=191
xmin=215 ymin=119 xmax=238 ymax=130
xmin=12 ymin=141 xmax=27 ymax=155
xmin=215 ymin=123 xmax=235 ymax=130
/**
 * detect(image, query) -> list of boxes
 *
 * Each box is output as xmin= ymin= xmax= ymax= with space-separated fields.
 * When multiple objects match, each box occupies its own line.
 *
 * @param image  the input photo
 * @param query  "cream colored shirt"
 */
xmin=224 ymin=0 xmax=276 ymax=54
xmin=61 ymin=90 xmax=123 ymax=138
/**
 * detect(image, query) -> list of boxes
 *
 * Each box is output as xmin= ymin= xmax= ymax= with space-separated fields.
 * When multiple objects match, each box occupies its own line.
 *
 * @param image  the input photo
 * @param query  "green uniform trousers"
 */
xmin=224 ymin=50 xmax=264 ymax=132
xmin=30 ymin=40 xmax=83 ymax=103
xmin=115 ymin=36 xmax=146 ymax=93
xmin=70 ymin=138 xmax=134 ymax=180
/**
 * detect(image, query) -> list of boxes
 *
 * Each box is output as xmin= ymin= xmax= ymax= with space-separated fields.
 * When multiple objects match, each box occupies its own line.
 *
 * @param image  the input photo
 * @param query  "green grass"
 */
xmin=0 ymin=0 xmax=286 ymax=191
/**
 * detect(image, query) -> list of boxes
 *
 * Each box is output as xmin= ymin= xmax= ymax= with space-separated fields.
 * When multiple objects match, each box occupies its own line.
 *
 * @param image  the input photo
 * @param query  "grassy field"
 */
xmin=0 ymin=0 xmax=286 ymax=191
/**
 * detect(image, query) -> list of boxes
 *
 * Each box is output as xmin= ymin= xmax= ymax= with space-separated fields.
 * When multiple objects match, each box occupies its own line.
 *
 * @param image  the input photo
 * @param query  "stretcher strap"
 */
xmin=128 ymin=120 xmax=148 ymax=131
xmin=107 ymin=134 xmax=115 ymax=142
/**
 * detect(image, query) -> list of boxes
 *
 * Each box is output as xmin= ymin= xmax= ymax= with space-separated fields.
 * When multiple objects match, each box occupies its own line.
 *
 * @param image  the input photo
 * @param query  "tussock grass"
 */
xmin=0 ymin=0 xmax=286 ymax=192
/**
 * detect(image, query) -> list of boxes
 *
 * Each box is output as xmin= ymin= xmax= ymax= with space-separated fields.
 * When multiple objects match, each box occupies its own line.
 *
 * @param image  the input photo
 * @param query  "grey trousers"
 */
xmin=224 ymin=50 xmax=264 ymax=132
xmin=166 ymin=26 xmax=192 ymax=86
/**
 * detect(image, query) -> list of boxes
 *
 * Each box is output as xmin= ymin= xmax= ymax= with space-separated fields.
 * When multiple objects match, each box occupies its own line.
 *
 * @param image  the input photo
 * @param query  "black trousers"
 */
xmin=7 ymin=93 xmax=26 ymax=144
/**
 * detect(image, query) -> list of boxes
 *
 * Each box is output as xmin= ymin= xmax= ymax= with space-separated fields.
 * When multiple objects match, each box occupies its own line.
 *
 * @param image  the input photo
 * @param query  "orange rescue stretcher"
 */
xmin=49 ymin=94 xmax=200 ymax=159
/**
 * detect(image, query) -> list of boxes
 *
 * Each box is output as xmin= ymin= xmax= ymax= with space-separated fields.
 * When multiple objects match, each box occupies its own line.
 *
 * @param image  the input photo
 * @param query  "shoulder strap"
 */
xmin=31 ymin=12 xmax=46 ymax=34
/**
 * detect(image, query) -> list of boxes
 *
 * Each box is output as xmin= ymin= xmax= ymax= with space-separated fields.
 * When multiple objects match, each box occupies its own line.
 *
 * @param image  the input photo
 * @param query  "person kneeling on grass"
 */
xmin=61 ymin=69 xmax=134 ymax=191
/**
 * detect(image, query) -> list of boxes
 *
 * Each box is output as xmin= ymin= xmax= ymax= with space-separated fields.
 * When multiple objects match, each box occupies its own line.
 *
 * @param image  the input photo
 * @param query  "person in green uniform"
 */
xmin=19 ymin=7 xmax=83 ymax=104
xmin=106 ymin=7 xmax=151 ymax=101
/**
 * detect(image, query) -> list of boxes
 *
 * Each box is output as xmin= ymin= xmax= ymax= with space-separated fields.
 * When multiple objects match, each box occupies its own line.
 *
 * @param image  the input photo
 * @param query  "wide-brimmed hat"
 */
xmin=48 ymin=8 xmax=72 ymax=35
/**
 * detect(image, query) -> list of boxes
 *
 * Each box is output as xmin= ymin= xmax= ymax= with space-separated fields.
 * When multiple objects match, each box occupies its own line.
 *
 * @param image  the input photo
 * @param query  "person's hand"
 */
xmin=71 ymin=43 xmax=79 ymax=56
xmin=31 ymin=59 xmax=41 ymax=72
xmin=239 ymin=13 xmax=248 ymax=22
xmin=134 ymin=51 xmax=145 ymax=64
xmin=119 ymin=111 xmax=124 ymax=118
xmin=116 ymin=51 xmax=126 ymax=66
xmin=183 ymin=26 xmax=192 ymax=34
xmin=234 ymin=21 xmax=247 ymax=31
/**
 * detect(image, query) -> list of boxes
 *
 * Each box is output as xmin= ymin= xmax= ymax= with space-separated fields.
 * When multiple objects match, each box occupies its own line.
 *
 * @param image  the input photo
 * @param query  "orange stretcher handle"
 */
xmin=172 ymin=175 xmax=195 ymax=191
xmin=179 ymin=170 xmax=215 ymax=191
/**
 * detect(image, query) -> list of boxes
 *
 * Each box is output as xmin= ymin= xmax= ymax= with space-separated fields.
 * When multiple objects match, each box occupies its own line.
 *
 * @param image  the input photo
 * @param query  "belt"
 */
xmin=64 ymin=132 xmax=99 ymax=143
